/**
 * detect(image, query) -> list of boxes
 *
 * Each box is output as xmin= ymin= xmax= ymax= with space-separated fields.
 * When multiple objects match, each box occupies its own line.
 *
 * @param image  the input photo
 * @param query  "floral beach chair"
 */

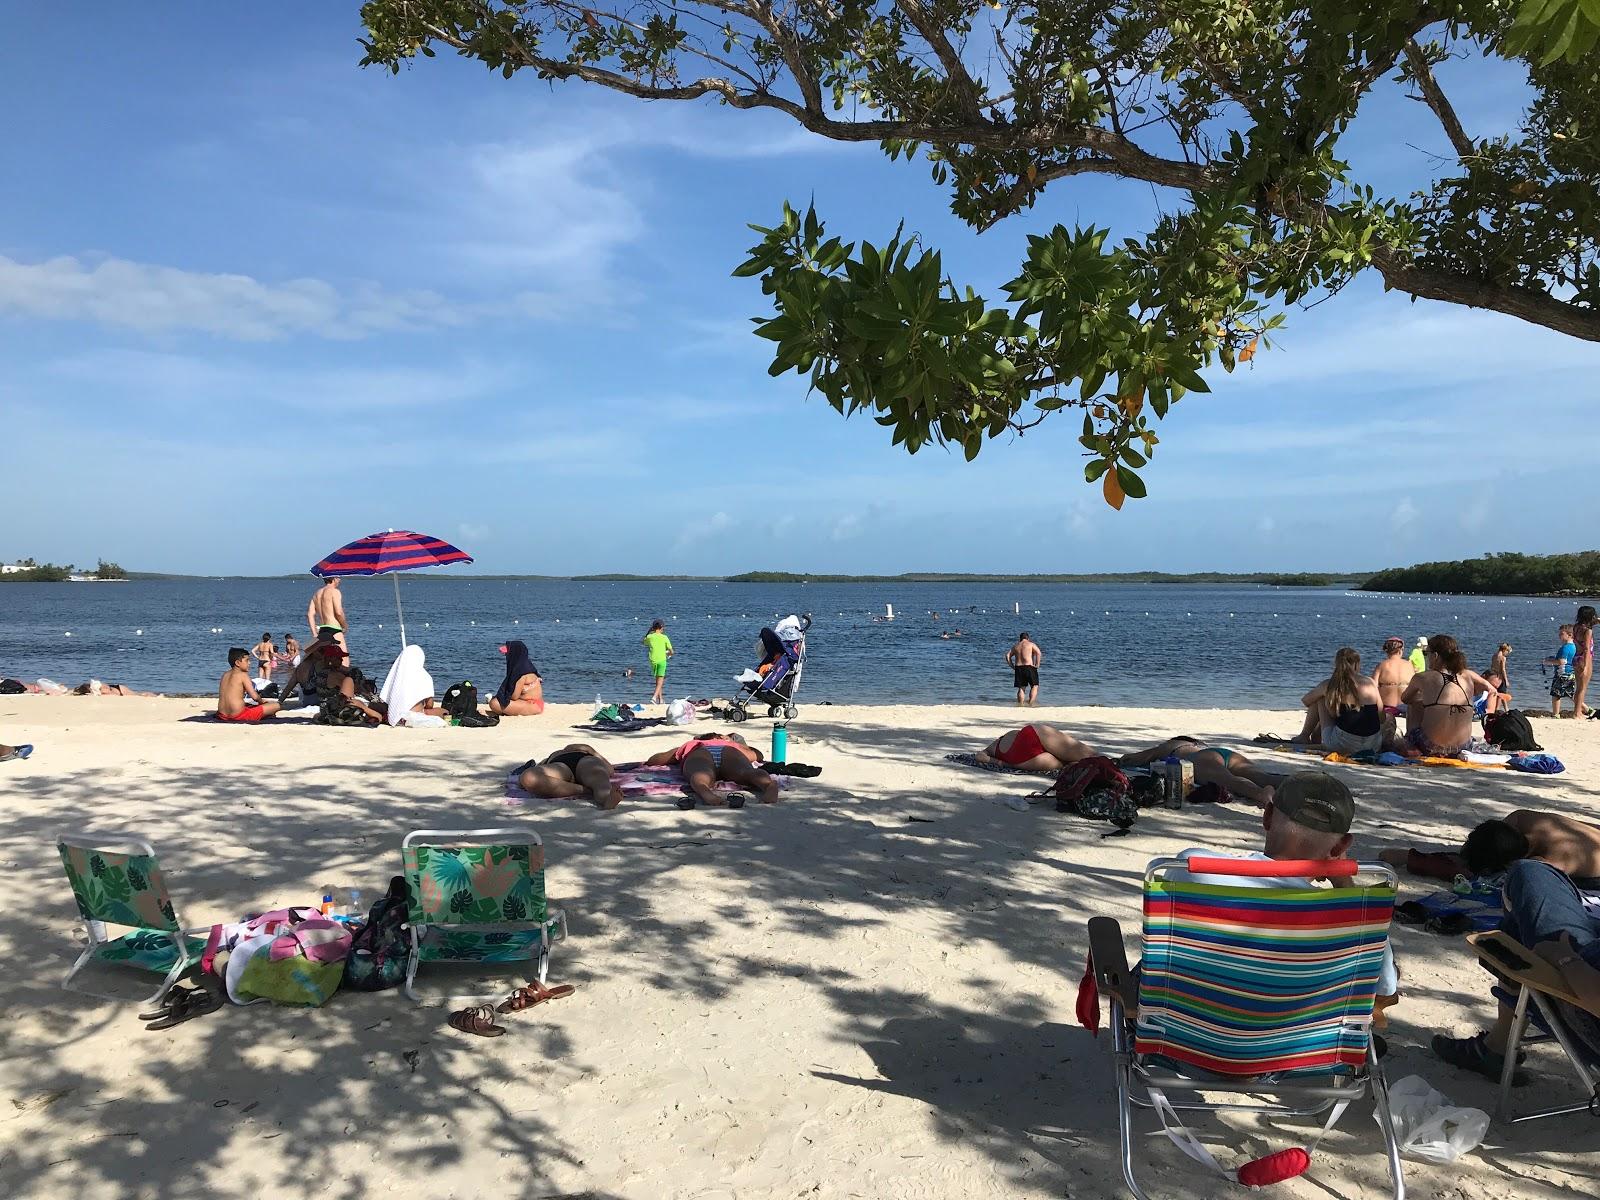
xmin=57 ymin=832 xmax=208 ymax=1005
xmin=401 ymin=827 xmax=568 ymax=1004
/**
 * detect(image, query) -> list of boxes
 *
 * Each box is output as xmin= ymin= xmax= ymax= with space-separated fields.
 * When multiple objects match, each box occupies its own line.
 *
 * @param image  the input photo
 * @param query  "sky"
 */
xmin=2 ymin=6 xmax=1595 ymax=577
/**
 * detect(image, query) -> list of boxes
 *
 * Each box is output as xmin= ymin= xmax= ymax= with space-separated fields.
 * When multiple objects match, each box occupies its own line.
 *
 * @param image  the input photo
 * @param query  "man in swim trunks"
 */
xmin=646 ymin=733 xmax=779 ymax=806
xmin=976 ymin=723 xmax=1096 ymax=771
xmin=217 ymin=648 xmax=280 ymax=722
xmin=308 ymin=579 xmax=347 ymax=650
xmin=517 ymin=744 xmax=619 ymax=809
xmin=1116 ymin=737 xmax=1285 ymax=807
xmin=1007 ymin=631 xmax=1042 ymax=705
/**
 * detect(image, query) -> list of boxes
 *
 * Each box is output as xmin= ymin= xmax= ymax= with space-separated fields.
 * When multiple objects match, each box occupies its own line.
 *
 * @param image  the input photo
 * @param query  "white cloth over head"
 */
xmin=380 ymin=644 xmax=436 ymax=727
xmin=773 ymin=615 xmax=805 ymax=645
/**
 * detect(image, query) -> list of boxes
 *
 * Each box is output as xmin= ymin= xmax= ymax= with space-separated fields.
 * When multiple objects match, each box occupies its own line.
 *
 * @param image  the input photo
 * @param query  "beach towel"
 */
xmin=1394 ymin=890 xmax=1504 ymax=936
xmin=573 ymin=717 xmax=668 ymax=733
xmin=1506 ymin=753 xmax=1565 ymax=774
xmin=504 ymin=763 xmax=788 ymax=803
xmin=944 ymin=752 xmax=1058 ymax=776
xmin=379 ymin=645 xmax=435 ymax=727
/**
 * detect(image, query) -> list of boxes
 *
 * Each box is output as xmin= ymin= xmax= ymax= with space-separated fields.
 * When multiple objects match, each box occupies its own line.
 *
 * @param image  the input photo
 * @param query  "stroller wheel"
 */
xmin=727 ymin=706 xmax=747 ymax=723
xmin=767 ymin=705 xmax=781 ymax=718
xmin=784 ymin=704 xmax=798 ymax=720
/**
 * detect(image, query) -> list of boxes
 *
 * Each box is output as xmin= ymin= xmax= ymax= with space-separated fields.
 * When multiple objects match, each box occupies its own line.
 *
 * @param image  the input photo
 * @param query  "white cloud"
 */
xmin=831 ymin=513 xmax=863 ymax=542
xmin=1257 ymin=515 xmax=1277 ymax=535
xmin=458 ymin=522 xmax=491 ymax=543
xmin=674 ymin=510 xmax=735 ymax=551
xmin=0 ymin=253 xmax=461 ymax=341
xmin=1392 ymin=496 xmax=1419 ymax=531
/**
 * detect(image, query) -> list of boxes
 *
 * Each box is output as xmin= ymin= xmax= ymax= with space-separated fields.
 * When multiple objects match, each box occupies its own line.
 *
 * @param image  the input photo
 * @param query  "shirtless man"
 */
xmin=308 ymin=578 xmax=348 ymax=649
xmin=1381 ymin=809 xmax=1600 ymax=884
xmin=976 ymin=723 xmax=1096 ymax=771
xmin=1372 ymin=637 xmax=1415 ymax=715
xmin=1007 ymin=631 xmax=1042 ymax=705
xmin=217 ymin=648 xmax=280 ymax=722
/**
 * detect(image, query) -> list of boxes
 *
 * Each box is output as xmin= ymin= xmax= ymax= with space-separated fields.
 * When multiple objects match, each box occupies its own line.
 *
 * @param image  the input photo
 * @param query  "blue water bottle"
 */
xmin=770 ymin=725 xmax=788 ymax=763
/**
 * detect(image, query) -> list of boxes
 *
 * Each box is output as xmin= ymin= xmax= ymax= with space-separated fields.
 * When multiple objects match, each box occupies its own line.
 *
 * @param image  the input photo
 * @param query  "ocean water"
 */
xmin=0 ymin=578 xmax=1581 ymax=709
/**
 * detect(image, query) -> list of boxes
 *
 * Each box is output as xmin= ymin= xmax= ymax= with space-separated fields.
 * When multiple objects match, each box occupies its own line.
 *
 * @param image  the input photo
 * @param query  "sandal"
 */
xmin=447 ymin=1004 xmax=506 ymax=1037
xmin=727 ymin=792 xmax=749 ymax=809
xmin=495 ymin=980 xmax=576 ymax=1013
xmin=141 ymin=978 xmax=223 ymax=1030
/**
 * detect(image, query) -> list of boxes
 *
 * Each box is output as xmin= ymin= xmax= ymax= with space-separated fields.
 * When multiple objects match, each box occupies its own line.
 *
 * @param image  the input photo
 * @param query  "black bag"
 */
xmin=316 ymin=698 xmax=370 ymax=727
xmin=345 ymin=876 xmax=412 ymax=992
xmin=442 ymin=681 xmax=499 ymax=727
xmin=0 ymin=678 xmax=27 ymax=695
xmin=1485 ymin=710 xmax=1541 ymax=752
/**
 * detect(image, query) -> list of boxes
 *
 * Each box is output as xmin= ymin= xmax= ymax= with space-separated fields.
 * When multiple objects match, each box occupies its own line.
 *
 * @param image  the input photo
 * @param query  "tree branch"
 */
xmin=1402 ymin=38 xmax=1475 ymax=161
xmin=1372 ymin=249 xmax=1600 ymax=341
xmin=893 ymin=0 xmax=985 ymax=119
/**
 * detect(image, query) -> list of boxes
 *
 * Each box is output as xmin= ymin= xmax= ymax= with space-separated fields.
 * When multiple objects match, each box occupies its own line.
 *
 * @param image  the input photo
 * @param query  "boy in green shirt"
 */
xmin=643 ymin=619 xmax=674 ymax=704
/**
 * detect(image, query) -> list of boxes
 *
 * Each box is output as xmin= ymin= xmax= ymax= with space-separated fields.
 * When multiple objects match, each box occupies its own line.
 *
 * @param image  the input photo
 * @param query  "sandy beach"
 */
xmin=2 ymin=695 xmax=1597 ymax=1200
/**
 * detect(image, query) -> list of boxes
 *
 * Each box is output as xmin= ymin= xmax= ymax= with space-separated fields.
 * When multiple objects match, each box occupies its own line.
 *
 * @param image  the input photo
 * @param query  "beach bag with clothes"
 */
xmin=345 ymin=875 xmax=412 ymax=992
xmin=1484 ymin=710 xmax=1540 ymax=752
xmin=207 ymin=907 xmax=351 ymax=1006
xmin=1033 ymin=756 xmax=1138 ymax=832
xmin=667 ymin=698 xmax=696 ymax=726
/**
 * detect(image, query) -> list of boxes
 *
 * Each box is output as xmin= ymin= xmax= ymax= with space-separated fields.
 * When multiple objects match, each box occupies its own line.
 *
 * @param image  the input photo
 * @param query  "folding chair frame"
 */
xmin=56 ymin=831 xmax=207 ymax=1007
xmin=401 ymin=827 xmax=568 ymax=1005
xmin=1088 ymin=857 xmax=1406 ymax=1200
xmin=1469 ymin=930 xmax=1600 ymax=1124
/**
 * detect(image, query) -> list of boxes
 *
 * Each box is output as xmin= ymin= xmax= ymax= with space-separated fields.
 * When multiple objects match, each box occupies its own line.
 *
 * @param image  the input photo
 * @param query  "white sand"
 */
xmin=2 ymin=696 xmax=1598 ymax=1199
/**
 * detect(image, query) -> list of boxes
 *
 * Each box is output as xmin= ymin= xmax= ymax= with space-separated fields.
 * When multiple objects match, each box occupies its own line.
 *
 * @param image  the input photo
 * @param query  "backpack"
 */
xmin=442 ymin=682 xmax=500 ymax=727
xmin=1031 ymin=756 xmax=1138 ymax=832
xmin=0 ymin=678 xmax=27 ymax=695
xmin=1485 ymin=710 xmax=1541 ymax=752
xmin=344 ymin=875 xmax=413 ymax=991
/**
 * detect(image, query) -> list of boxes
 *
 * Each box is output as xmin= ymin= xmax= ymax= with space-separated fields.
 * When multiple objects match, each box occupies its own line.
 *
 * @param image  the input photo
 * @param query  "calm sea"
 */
xmin=0 ymin=578 xmax=1580 ymax=709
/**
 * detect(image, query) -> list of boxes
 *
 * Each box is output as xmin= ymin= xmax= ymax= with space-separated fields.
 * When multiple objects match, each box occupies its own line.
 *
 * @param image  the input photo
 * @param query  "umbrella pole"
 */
xmin=393 ymin=573 xmax=408 ymax=648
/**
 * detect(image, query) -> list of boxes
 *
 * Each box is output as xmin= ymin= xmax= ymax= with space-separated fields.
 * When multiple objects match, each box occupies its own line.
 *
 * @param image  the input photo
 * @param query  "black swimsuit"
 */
xmin=545 ymin=749 xmax=591 ymax=775
xmin=1334 ymin=703 xmax=1382 ymax=738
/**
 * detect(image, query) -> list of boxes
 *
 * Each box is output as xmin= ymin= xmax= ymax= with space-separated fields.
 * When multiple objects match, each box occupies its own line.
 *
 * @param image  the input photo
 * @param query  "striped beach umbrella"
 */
xmin=311 ymin=529 xmax=473 ymax=647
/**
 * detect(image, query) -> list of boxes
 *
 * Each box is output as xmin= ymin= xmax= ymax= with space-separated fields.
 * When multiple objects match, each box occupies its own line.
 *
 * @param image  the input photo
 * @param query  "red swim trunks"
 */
xmin=996 ymin=724 xmax=1045 ymax=765
xmin=217 ymin=704 xmax=266 ymax=723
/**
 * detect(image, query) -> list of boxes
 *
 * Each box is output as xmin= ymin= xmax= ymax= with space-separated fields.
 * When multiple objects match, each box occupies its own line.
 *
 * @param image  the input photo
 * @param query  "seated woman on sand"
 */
xmin=1398 ymin=633 xmax=1496 ymax=759
xmin=378 ymin=645 xmax=449 ymax=727
xmin=491 ymin=640 xmax=545 ymax=716
xmin=1116 ymin=738 xmax=1286 ymax=807
xmin=517 ymin=744 xmax=619 ymax=809
xmin=976 ymin=723 xmax=1097 ymax=771
xmin=1293 ymin=647 xmax=1385 ymax=755
xmin=645 ymin=732 xmax=779 ymax=807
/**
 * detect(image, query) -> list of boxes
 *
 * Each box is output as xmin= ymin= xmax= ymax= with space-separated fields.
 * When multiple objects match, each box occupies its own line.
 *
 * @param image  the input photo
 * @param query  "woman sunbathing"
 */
xmin=518 ymin=744 xmax=619 ymax=809
xmin=976 ymin=723 xmax=1097 ymax=771
xmin=1116 ymin=737 xmax=1285 ymax=807
xmin=646 ymin=733 xmax=779 ymax=807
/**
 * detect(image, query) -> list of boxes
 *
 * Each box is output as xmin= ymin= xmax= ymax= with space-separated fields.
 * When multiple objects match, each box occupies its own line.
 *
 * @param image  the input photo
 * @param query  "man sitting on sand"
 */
xmin=976 ymin=723 xmax=1096 ymax=771
xmin=217 ymin=648 xmax=281 ymax=722
xmin=645 ymin=732 xmax=779 ymax=807
xmin=517 ymin=744 xmax=619 ymax=810
xmin=1117 ymin=737 xmax=1286 ymax=806
xmin=1372 ymin=636 xmax=1415 ymax=716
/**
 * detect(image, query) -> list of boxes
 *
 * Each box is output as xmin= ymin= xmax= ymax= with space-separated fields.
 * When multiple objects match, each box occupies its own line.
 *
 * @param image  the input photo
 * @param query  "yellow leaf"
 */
xmin=1103 ymin=469 xmax=1125 ymax=511
xmin=1026 ymin=163 xmax=1037 ymax=183
xmin=1118 ymin=390 xmax=1144 ymax=417
xmin=1239 ymin=336 xmax=1259 ymax=363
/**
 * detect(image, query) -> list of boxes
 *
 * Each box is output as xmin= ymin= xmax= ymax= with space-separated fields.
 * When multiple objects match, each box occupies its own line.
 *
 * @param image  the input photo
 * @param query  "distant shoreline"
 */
xmin=71 ymin=570 xmax=1369 ymax=586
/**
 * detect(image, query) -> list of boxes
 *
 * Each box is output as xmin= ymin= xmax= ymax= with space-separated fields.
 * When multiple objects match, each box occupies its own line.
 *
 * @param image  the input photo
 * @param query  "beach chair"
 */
xmin=1468 ymin=929 xmax=1600 ymax=1124
xmin=56 ymin=832 xmax=208 ymax=1006
xmin=1086 ymin=856 xmax=1404 ymax=1199
xmin=400 ymin=827 xmax=568 ymax=1004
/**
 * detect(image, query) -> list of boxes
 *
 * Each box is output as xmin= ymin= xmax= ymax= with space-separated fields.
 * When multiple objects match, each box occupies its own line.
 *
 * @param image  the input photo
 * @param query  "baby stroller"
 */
xmin=727 ymin=614 xmax=810 ymax=723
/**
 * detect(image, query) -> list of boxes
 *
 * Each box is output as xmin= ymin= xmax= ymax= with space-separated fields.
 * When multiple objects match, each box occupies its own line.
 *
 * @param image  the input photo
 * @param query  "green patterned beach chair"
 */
xmin=401 ymin=827 xmax=568 ymax=1004
xmin=1086 ymin=856 xmax=1404 ymax=1199
xmin=57 ymin=832 xmax=208 ymax=1005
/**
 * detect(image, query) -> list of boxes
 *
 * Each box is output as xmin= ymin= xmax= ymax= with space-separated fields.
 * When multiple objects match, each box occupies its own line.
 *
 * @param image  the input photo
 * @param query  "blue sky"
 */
xmin=2 ymin=6 xmax=1594 ymax=576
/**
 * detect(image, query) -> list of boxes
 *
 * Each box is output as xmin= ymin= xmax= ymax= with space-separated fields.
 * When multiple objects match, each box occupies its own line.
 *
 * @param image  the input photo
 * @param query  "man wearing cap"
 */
xmin=1408 ymin=636 xmax=1428 ymax=674
xmin=278 ymin=628 xmax=345 ymax=704
xmin=1170 ymin=771 xmax=1398 ymax=1003
xmin=1373 ymin=636 xmax=1416 ymax=727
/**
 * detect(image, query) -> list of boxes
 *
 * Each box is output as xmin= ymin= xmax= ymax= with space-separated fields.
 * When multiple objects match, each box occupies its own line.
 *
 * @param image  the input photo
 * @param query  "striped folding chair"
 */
xmin=1086 ymin=857 xmax=1405 ymax=1198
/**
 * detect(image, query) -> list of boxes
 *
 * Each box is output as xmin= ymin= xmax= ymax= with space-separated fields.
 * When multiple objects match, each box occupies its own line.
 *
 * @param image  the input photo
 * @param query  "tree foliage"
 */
xmin=95 ymin=559 xmax=128 ymax=580
xmin=359 ymin=1 xmax=1599 ymax=502
xmin=1362 ymin=550 xmax=1600 ymax=595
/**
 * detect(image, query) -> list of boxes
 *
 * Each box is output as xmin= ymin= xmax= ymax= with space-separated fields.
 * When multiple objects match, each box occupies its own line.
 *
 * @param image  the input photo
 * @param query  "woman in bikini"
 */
xmin=1294 ymin=647 xmax=1385 ymax=755
xmin=976 ymin=723 xmax=1097 ymax=771
xmin=1398 ymin=633 xmax=1495 ymax=758
xmin=517 ymin=743 xmax=619 ymax=809
xmin=1116 ymin=737 xmax=1285 ymax=807
xmin=645 ymin=732 xmax=779 ymax=807
xmin=1573 ymin=606 xmax=1596 ymax=719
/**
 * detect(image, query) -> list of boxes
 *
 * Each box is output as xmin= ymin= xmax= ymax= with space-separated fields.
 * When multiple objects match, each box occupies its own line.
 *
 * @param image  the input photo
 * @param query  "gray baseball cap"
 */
xmin=1274 ymin=772 xmax=1355 ymax=835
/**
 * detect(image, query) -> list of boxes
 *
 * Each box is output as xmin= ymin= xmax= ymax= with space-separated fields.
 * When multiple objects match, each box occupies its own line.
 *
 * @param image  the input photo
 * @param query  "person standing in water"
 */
xmin=251 ymin=632 xmax=277 ymax=681
xmin=643 ymin=619 xmax=674 ymax=705
xmin=1006 ymin=631 xmax=1042 ymax=705
xmin=1573 ymin=605 xmax=1597 ymax=719
xmin=308 ymin=577 xmax=348 ymax=650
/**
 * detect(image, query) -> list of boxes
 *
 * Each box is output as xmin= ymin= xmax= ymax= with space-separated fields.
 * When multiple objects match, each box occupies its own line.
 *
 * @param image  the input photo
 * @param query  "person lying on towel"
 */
xmin=976 ymin=723 xmax=1098 ymax=771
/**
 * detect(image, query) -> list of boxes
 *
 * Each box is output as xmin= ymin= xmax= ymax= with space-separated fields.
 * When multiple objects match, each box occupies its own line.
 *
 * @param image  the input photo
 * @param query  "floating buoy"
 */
xmin=513 ymin=619 xmax=519 ymax=624
xmin=135 ymin=629 xmax=143 ymax=635
xmin=64 ymin=631 xmax=71 ymax=637
xmin=470 ymin=620 xmax=476 ymax=625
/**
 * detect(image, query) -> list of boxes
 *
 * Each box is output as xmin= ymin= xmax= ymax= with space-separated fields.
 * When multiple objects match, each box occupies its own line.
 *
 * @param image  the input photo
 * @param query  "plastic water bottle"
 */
xmin=771 ymin=725 xmax=788 ymax=763
xmin=595 ymin=692 xmax=603 ymax=710
xmin=346 ymin=887 xmax=363 ymax=922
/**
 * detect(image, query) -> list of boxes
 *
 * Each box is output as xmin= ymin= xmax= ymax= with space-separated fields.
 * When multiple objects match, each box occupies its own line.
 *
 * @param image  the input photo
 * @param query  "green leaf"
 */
xmin=1115 ymin=466 xmax=1147 ymax=499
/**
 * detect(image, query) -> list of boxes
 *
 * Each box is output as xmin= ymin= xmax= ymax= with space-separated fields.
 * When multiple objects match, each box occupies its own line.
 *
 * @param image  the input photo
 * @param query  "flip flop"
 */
xmin=0 ymin=744 xmax=31 ymax=763
xmin=676 ymin=794 xmax=697 ymax=810
xmin=141 ymin=979 xmax=223 ymax=1030
xmin=727 ymin=792 xmax=749 ymax=809
xmin=447 ymin=1004 xmax=506 ymax=1037
xmin=495 ymin=980 xmax=576 ymax=1013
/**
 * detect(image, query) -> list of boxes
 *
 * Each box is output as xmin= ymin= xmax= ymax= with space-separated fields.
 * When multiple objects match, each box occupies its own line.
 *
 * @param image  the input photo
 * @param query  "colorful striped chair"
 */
xmin=1086 ymin=856 xmax=1404 ymax=1198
